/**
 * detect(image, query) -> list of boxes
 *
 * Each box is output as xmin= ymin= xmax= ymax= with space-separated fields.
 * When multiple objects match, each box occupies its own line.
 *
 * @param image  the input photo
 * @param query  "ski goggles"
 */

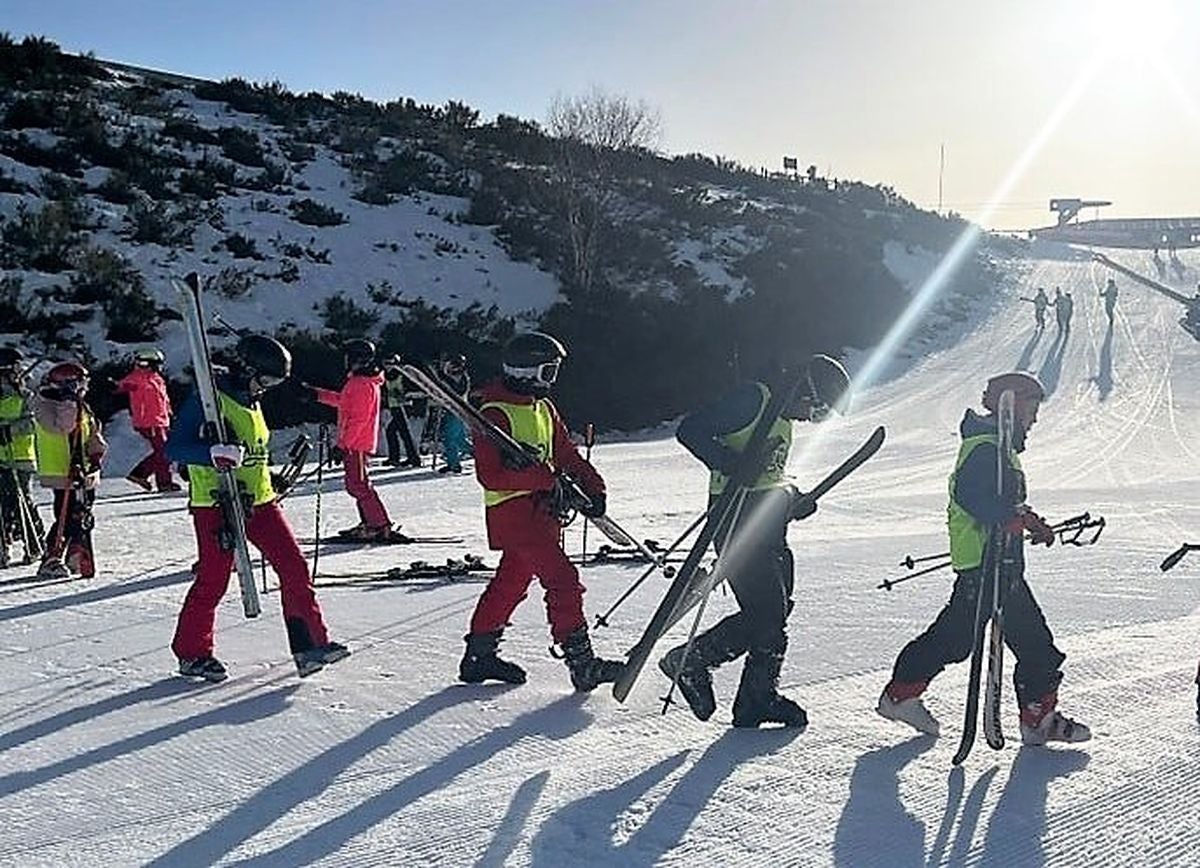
xmin=249 ymin=371 xmax=287 ymax=395
xmin=503 ymin=360 xmax=560 ymax=387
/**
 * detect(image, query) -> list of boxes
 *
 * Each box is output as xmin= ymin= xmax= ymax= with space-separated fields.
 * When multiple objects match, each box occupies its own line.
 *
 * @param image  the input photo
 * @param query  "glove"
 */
xmin=788 ymin=487 xmax=817 ymax=521
xmin=1004 ymin=508 xmax=1054 ymax=546
xmin=210 ymin=443 xmax=245 ymax=470
xmin=578 ymin=490 xmax=606 ymax=519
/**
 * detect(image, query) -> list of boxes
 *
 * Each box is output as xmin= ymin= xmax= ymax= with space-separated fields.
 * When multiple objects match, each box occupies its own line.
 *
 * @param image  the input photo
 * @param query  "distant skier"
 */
xmin=34 ymin=361 xmax=107 ymax=580
xmin=382 ymin=356 xmax=421 ymax=468
xmin=1031 ymin=287 xmax=1049 ymax=330
xmin=309 ymin=339 xmax=399 ymax=541
xmin=876 ymin=371 xmax=1091 ymax=746
xmin=437 ymin=352 xmax=471 ymax=475
xmin=115 ymin=347 xmax=181 ymax=493
xmin=458 ymin=331 xmax=623 ymax=692
xmin=1184 ymin=286 xmax=1200 ymax=339
xmin=1053 ymin=287 xmax=1068 ymax=331
xmin=168 ymin=334 xmax=348 ymax=681
xmin=0 ymin=348 xmax=44 ymax=566
xmin=1099 ymin=279 xmax=1118 ymax=323
xmin=658 ymin=354 xmax=851 ymax=728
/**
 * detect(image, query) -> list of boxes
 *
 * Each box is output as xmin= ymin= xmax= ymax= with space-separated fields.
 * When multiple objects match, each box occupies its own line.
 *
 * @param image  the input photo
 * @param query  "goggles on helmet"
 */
xmin=249 ymin=370 xmax=286 ymax=396
xmin=504 ymin=359 xmax=560 ymax=387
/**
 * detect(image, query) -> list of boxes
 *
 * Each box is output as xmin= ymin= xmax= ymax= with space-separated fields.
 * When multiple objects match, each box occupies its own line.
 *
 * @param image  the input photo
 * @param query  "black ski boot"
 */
xmin=657 ymin=614 xmax=745 ymax=721
xmin=561 ymin=627 xmax=624 ymax=692
xmin=731 ymin=647 xmax=807 ymax=729
xmin=459 ymin=631 xmax=527 ymax=685
xmin=178 ymin=656 xmax=228 ymax=683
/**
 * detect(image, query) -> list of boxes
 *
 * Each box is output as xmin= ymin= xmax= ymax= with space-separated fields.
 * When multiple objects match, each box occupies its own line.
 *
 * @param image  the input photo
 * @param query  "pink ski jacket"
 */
xmin=315 ymin=372 xmax=385 ymax=453
xmin=115 ymin=367 xmax=171 ymax=429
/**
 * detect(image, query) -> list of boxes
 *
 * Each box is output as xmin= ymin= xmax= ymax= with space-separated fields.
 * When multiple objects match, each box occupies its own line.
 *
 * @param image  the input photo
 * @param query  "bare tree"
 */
xmin=545 ymin=87 xmax=662 ymax=295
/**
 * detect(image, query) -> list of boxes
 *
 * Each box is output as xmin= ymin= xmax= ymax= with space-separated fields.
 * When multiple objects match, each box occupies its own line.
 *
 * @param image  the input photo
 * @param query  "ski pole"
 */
xmin=594 ymin=510 xmax=708 ymax=628
xmin=580 ymin=422 xmax=594 ymax=565
xmin=878 ymin=558 xmax=953 ymax=591
xmin=312 ymin=423 xmax=326 ymax=579
xmin=901 ymin=551 xmax=950 ymax=570
xmin=1161 ymin=543 xmax=1200 ymax=573
xmin=1049 ymin=512 xmax=1105 ymax=546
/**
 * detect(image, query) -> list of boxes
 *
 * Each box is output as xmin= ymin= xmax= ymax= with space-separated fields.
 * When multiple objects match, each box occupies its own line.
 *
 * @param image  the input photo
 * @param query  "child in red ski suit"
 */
xmin=115 ymin=348 xmax=179 ymax=492
xmin=458 ymin=331 xmax=623 ymax=692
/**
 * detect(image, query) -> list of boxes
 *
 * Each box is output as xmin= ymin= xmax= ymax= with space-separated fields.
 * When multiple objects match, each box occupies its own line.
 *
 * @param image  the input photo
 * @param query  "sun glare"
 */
xmin=1089 ymin=0 xmax=1177 ymax=59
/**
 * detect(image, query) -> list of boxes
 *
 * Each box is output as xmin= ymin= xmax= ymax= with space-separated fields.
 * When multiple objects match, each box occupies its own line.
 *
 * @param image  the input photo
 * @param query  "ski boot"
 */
xmin=876 ymin=680 xmax=940 ymax=736
xmin=36 ymin=557 xmax=69 ymax=580
xmin=459 ymin=630 xmax=527 ymax=685
xmin=731 ymin=647 xmax=807 ymax=729
xmin=1019 ymin=692 xmax=1091 ymax=745
xmin=66 ymin=543 xmax=95 ymax=579
xmin=657 ymin=615 xmax=745 ymax=721
xmin=125 ymin=474 xmax=153 ymax=492
xmin=178 ymin=656 xmax=228 ymax=683
xmin=560 ymin=626 xmax=624 ymax=693
xmin=294 ymin=641 xmax=352 ymax=677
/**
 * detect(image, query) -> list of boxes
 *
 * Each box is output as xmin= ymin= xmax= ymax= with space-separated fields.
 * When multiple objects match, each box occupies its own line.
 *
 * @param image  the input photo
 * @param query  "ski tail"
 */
xmin=173 ymin=274 xmax=261 ymax=619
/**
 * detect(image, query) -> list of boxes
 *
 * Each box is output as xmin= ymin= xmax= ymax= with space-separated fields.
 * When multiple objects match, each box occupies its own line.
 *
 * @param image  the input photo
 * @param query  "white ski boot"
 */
xmin=876 ymin=688 xmax=941 ymax=736
xmin=1020 ymin=708 xmax=1091 ymax=745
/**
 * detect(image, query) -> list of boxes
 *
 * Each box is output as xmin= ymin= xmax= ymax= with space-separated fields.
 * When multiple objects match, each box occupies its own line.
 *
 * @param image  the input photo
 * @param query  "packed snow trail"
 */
xmin=1 ymin=248 xmax=1199 ymax=866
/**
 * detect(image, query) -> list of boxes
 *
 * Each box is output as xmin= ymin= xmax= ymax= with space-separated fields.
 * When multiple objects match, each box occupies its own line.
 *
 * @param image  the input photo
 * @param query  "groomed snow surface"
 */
xmin=3 ymin=248 xmax=1200 ymax=867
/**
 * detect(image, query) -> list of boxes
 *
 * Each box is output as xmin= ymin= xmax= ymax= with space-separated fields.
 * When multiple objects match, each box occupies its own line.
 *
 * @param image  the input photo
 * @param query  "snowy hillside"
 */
xmin=2 ymin=246 xmax=1199 ymax=866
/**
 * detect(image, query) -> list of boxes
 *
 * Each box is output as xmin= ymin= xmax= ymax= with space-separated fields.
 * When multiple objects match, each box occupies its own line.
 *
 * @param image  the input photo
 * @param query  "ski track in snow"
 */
xmin=2 ymin=249 xmax=1200 ymax=866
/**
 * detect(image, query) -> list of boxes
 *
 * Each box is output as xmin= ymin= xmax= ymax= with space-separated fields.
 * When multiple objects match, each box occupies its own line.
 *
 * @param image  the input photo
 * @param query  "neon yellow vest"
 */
xmin=187 ymin=392 xmax=275 ymax=508
xmin=947 ymin=433 xmax=1022 ymax=570
xmin=35 ymin=409 xmax=94 ymax=477
xmin=0 ymin=393 xmax=36 ymax=466
xmin=709 ymin=382 xmax=793 ymax=495
xmin=481 ymin=399 xmax=554 ymax=508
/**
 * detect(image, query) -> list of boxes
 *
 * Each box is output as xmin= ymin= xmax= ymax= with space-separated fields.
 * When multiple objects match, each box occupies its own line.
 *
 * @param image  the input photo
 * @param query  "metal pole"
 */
xmin=312 ymin=424 xmax=327 ymax=579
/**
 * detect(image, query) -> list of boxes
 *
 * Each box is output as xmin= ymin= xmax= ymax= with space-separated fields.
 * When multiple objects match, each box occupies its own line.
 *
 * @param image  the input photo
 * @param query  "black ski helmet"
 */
xmin=342 ymin=338 xmax=376 ymax=372
xmin=0 ymin=347 xmax=24 ymax=370
xmin=502 ymin=332 xmax=566 ymax=395
xmin=235 ymin=334 xmax=291 ymax=393
xmin=805 ymin=353 xmax=851 ymax=417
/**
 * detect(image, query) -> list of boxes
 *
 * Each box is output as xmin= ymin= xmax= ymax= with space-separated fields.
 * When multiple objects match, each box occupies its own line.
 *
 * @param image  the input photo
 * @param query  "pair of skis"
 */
xmin=952 ymin=389 xmax=1016 ymax=765
xmin=613 ymin=368 xmax=886 ymax=704
xmin=400 ymin=364 xmax=672 ymax=576
xmin=172 ymin=273 xmax=261 ymax=619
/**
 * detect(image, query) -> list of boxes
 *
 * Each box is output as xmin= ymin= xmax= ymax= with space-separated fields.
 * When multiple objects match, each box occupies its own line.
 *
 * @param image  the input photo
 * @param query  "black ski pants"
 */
xmin=0 ymin=468 xmax=43 ymax=548
xmin=385 ymin=406 xmax=419 ymax=465
xmin=694 ymin=488 xmax=795 ymax=660
xmin=891 ymin=565 xmax=1065 ymax=707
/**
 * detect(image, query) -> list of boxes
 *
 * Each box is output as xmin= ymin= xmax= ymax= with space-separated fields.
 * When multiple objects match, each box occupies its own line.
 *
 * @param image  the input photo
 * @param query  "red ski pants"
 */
xmin=172 ymin=501 xmax=330 ymax=659
xmin=130 ymin=427 xmax=173 ymax=488
xmin=469 ymin=543 xmax=586 ymax=644
xmin=343 ymin=450 xmax=390 ymax=529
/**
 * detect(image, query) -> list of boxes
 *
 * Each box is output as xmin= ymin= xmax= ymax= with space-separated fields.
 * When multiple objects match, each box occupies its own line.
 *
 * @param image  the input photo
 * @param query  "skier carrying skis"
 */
xmin=115 ymin=347 xmax=181 ymax=493
xmin=0 ymin=348 xmax=45 ymax=567
xmin=658 ymin=354 xmax=851 ymax=728
xmin=458 ymin=331 xmax=624 ymax=692
xmin=876 ymin=371 xmax=1091 ymax=746
xmin=309 ymin=339 xmax=399 ymax=541
xmin=1099 ymin=279 xmax=1118 ymax=323
xmin=168 ymin=334 xmax=348 ymax=681
xmin=437 ymin=352 xmax=471 ymax=475
xmin=382 ymin=355 xmax=421 ymax=468
xmin=33 ymin=361 xmax=107 ymax=580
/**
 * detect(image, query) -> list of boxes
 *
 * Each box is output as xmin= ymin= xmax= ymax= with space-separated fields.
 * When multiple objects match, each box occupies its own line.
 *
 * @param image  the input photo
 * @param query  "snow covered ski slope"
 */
xmin=2 ymin=249 xmax=1200 ymax=866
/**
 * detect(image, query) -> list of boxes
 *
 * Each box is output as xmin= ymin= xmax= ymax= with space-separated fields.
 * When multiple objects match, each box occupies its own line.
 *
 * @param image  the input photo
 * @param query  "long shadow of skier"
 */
xmin=0 ymin=567 xmax=194 ymax=624
xmin=0 ymin=684 xmax=297 ymax=799
xmin=198 ymin=692 xmax=588 ymax=868
xmin=527 ymin=727 xmax=800 ymax=867
xmin=833 ymin=735 xmax=936 ymax=867
xmin=1015 ymin=328 xmax=1044 ymax=372
xmin=0 ymin=678 xmax=198 ymax=754
xmin=1094 ymin=319 xmax=1114 ymax=401
xmin=975 ymin=748 xmax=1088 ymax=867
xmin=1037 ymin=328 xmax=1070 ymax=398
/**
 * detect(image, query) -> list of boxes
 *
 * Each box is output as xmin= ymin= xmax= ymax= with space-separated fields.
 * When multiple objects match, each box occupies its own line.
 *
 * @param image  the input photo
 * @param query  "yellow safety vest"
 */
xmin=0 ymin=392 xmax=36 ymax=467
xmin=947 ymin=433 xmax=1022 ymax=570
xmin=35 ymin=408 xmax=94 ymax=478
xmin=709 ymin=382 xmax=793 ymax=495
xmin=480 ymin=399 xmax=554 ymax=508
xmin=187 ymin=392 xmax=275 ymax=508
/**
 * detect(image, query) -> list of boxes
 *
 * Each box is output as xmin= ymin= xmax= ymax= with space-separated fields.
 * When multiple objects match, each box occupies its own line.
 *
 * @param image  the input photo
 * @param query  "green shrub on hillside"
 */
xmin=289 ymin=198 xmax=346 ymax=227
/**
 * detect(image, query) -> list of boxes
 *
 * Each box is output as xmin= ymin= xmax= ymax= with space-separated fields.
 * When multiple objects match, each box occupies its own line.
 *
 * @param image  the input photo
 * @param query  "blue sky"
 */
xmin=5 ymin=0 xmax=1198 ymax=229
